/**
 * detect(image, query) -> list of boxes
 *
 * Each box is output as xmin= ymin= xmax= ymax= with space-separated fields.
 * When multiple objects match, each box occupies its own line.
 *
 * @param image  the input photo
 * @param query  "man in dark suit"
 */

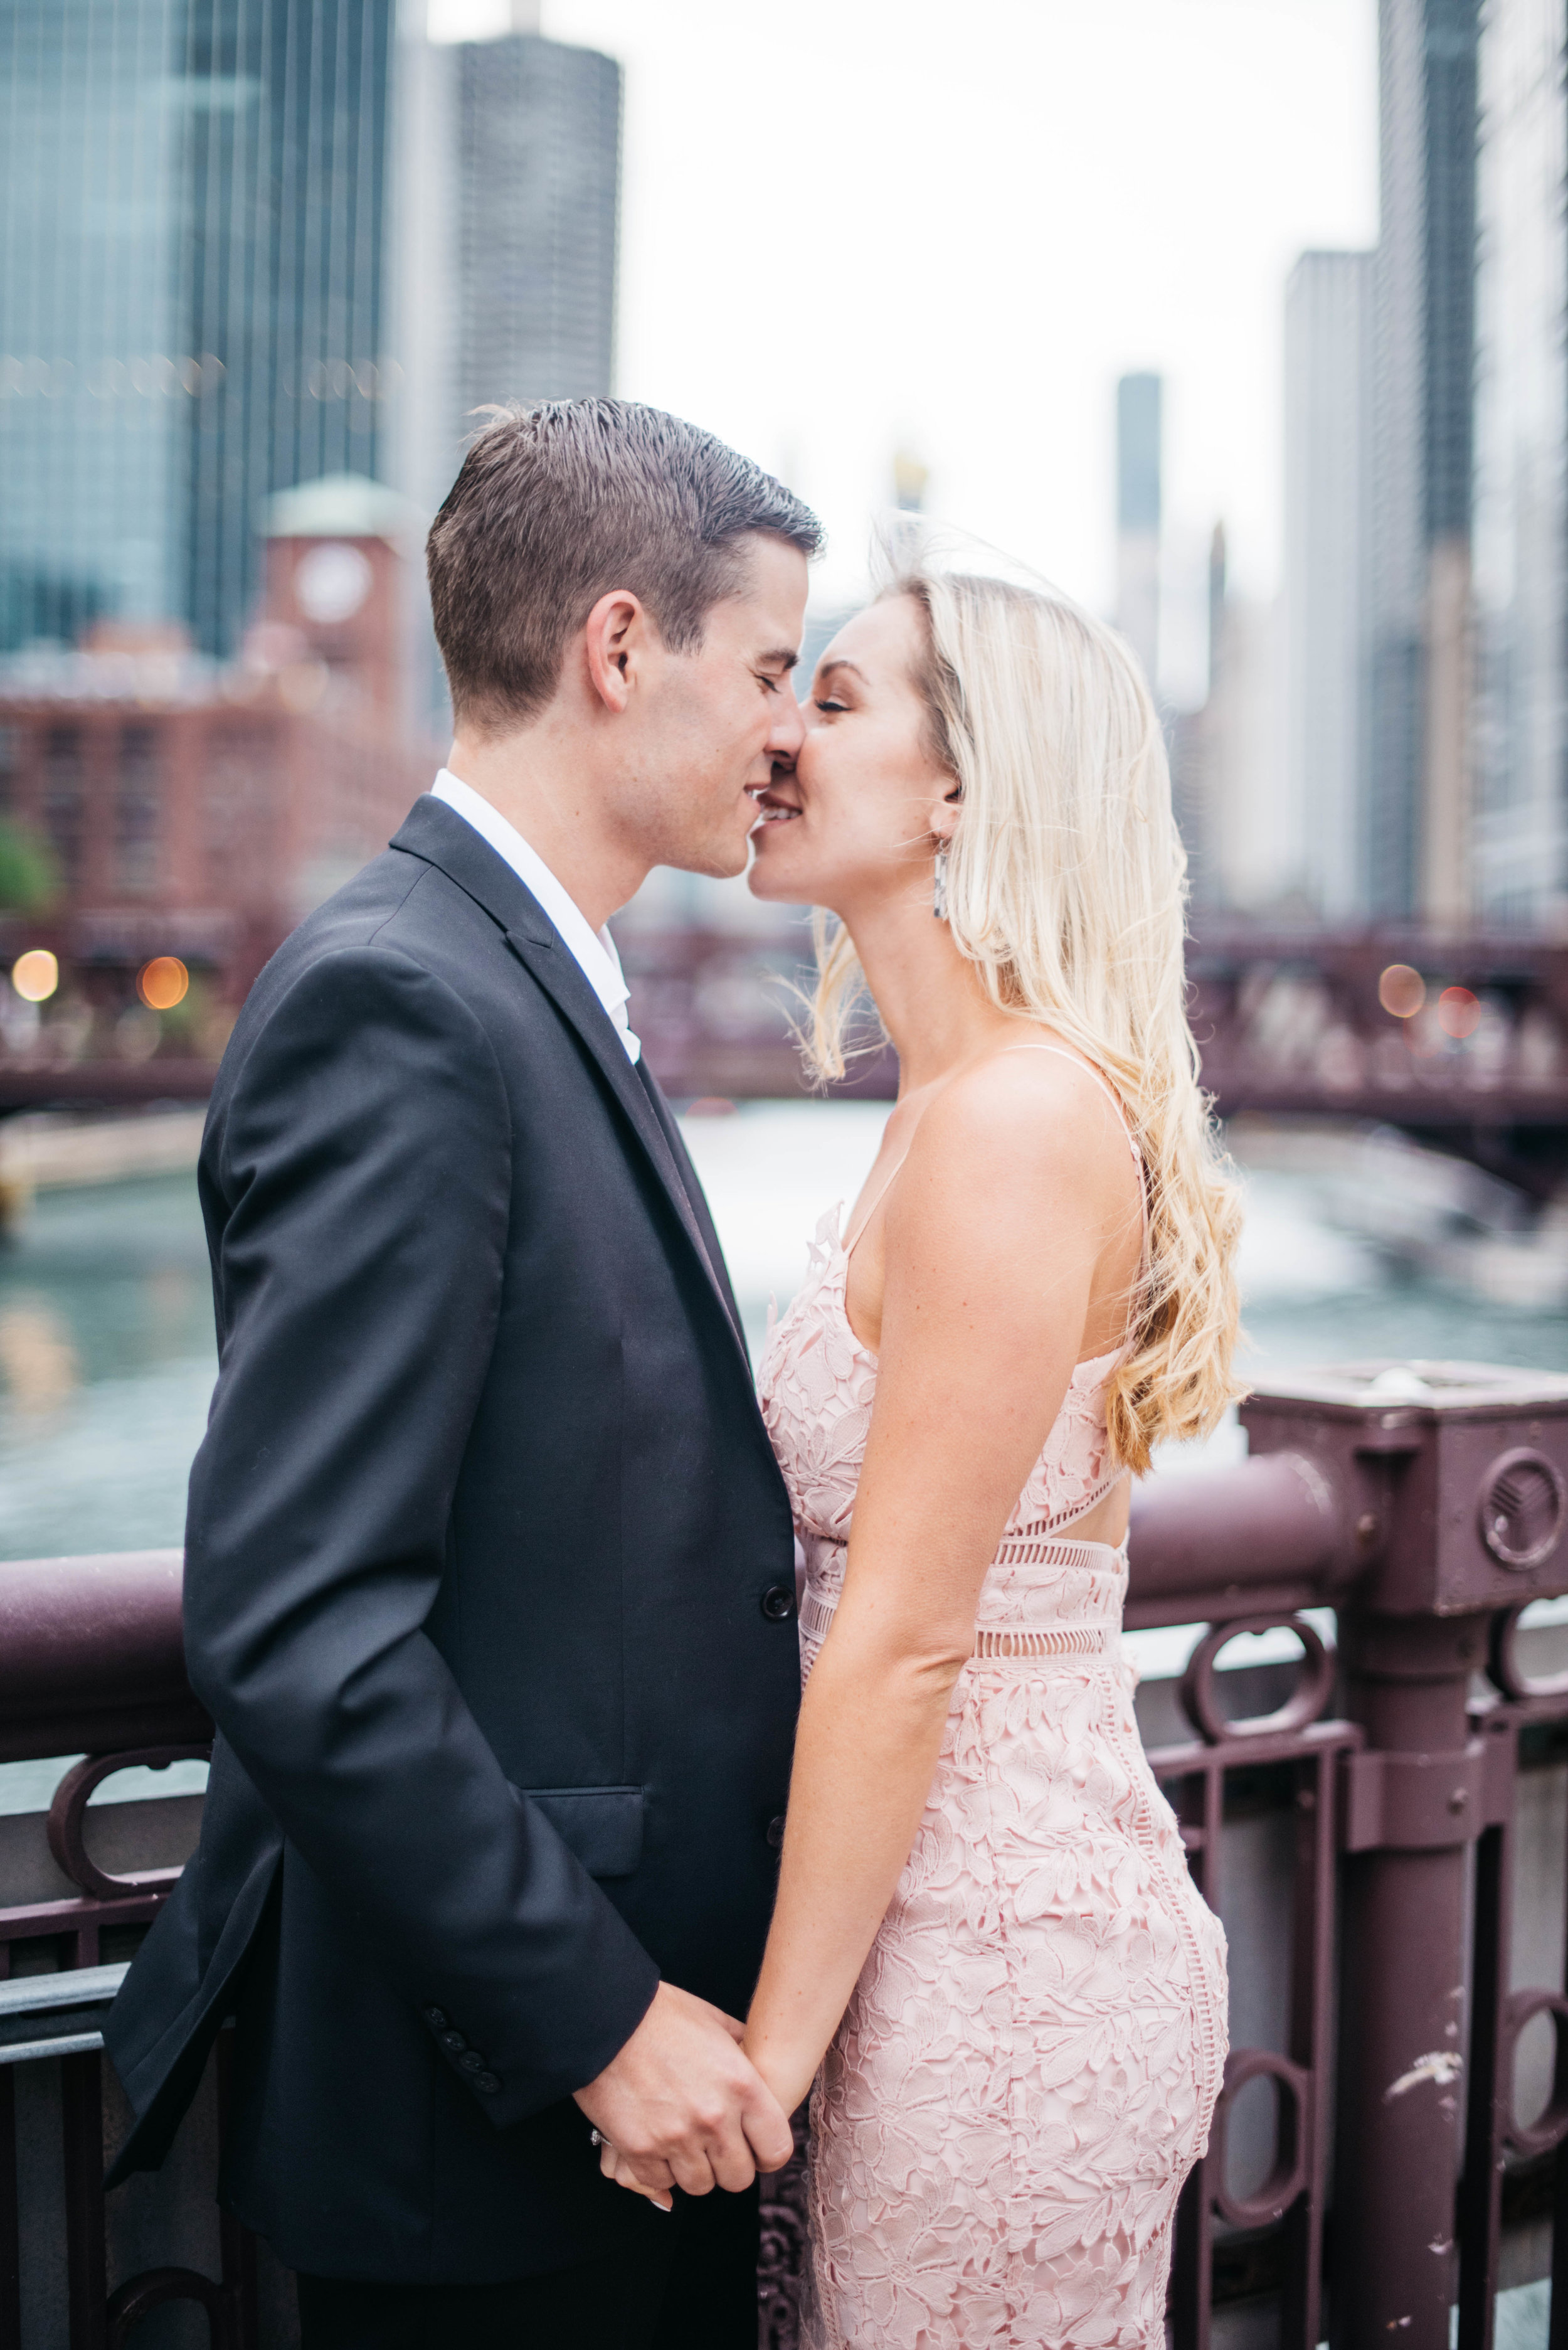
xmin=105 ymin=401 xmax=823 ymax=2348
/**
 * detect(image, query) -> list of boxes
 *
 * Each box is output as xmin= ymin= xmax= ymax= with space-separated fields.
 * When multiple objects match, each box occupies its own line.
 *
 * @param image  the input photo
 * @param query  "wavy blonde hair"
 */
xmin=806 ymin=563 xmax=1244 ymax=1470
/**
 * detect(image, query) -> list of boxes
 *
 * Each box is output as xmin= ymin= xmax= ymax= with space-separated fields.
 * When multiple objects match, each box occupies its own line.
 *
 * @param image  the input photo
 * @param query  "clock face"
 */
xmin=295 ymin=541 xmax=373 ymax=624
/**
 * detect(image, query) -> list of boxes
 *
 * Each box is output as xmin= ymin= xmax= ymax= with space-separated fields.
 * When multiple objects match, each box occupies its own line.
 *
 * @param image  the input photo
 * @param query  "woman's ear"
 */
xmin=929 ymin=781 xmax=962 ymax=844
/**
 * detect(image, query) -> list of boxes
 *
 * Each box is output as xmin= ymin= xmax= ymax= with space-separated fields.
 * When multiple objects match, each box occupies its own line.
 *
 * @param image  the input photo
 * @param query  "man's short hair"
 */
xmin=426 ymin=400 xmax=824 ymax=733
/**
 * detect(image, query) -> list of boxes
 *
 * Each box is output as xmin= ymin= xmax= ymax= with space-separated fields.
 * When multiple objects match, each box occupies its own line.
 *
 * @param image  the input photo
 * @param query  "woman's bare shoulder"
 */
xmin=903 ymin=1038 xmax=1133 ymax=1197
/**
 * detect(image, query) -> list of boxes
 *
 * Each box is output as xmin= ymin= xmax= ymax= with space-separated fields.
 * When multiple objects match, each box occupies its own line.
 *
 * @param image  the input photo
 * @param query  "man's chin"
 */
xmin=661 ymin=839 xmax=750 ymax=885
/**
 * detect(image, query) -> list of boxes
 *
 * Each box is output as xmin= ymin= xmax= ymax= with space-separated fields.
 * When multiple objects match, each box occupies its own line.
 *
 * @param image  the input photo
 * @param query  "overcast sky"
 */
xmin=429 ymin=0 xmax=1377 ymax=694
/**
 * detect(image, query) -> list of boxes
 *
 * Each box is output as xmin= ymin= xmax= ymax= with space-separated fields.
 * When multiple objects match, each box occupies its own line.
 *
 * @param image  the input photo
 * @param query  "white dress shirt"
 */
xmin=430 ymin=769 xmax=640 ymax=1064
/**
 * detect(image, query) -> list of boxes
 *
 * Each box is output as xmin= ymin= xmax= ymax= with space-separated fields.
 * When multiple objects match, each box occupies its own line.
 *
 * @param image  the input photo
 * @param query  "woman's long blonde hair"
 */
xmin=805 ymin=561 xmax=1244 ymax=1470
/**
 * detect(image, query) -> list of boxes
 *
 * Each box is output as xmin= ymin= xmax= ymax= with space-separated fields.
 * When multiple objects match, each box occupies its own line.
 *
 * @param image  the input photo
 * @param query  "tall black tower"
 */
xmin=1369 ymin=0 xmax=1480 ymax=918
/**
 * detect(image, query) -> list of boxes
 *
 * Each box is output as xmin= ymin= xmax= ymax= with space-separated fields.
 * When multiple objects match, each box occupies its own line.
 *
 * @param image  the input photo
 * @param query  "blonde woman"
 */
xmin=610 ymin=563 xmax=1239 ymax=2344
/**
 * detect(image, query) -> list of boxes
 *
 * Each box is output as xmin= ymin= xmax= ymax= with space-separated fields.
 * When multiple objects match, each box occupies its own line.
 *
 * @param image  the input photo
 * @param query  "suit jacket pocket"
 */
xmin=519 ymin=1785 xmax=646 ymax=1879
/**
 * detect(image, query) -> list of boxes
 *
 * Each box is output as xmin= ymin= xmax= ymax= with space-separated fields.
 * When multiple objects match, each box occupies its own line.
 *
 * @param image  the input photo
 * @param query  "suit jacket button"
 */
xmin=475 ymin=2072 xmax=501 ymax=2095
xmin=423 ymin=2007 xmax=448 ymax=2030
xmin=458 ymin=2050 xmax=486 ymax=2073
xmin=761 ymin=1585 xmax=795 ymax=1623
xmin=439 ymin=2030 xmax=467 ymax=2056
xmin=766 ymin=1815 xmax=786 ymax=1849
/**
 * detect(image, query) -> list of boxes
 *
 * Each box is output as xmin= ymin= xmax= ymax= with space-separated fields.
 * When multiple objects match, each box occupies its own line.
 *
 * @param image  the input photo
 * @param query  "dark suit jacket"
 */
xmin=104 ymin=795 xmax=800 ymax=2283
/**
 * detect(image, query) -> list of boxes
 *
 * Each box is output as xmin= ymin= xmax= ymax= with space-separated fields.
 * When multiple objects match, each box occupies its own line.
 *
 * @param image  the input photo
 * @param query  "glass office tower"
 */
xmin=1 ymin=0 xmax=188 ymax=647
xmin=0 ymin=0 xmax=394 ymax=658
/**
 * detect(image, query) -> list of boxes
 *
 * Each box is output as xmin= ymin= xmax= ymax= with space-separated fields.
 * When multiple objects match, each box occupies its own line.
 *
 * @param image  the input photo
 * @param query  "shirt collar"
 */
xmin=430 ymin=770 xmax=640 ymax=1063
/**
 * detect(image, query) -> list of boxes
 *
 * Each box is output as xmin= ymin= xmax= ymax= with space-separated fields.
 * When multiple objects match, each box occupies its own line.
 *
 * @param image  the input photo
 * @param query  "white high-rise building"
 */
xmin=1283 ymin=251 xmax=1375 ymax=920
xmin=1471 ymin=0 xmax=1568 ymax=925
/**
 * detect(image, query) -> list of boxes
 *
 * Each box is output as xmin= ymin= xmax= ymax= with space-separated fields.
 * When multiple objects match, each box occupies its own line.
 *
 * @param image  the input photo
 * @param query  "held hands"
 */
xmin=574 ymin=1980 xmax=794 ymax=2213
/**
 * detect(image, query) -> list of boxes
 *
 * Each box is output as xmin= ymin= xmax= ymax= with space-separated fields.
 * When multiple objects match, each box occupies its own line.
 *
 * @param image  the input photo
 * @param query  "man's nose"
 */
xmin=766 ymin=678 xmax=806 ymax=760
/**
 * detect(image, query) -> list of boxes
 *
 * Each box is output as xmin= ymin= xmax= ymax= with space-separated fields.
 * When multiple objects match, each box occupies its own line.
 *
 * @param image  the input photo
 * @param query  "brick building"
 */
xmin=0 ymin=474 xmax=437 ymax=1060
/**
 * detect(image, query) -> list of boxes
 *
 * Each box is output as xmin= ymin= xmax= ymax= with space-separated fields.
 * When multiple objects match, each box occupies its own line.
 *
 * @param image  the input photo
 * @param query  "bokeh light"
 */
xmin=1377 ymin=964 xmax=1426 ymax=1019
xmin=1437 ymin=985 xmax=1480 ymax=1040
xmin=11 ymin=949 xmax=58 ymax=1003
xmin=137 ymin=955 xmax=189 ymax=1012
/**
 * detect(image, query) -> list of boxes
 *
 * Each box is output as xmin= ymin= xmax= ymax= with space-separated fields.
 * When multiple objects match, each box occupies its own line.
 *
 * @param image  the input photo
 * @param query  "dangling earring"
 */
xmin=933 ymin=841 xmax=950 ymax=921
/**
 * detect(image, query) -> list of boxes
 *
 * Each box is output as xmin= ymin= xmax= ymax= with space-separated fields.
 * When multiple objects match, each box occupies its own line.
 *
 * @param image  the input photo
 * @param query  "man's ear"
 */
xmin=583 ymin=588 xmax=649 ymax=715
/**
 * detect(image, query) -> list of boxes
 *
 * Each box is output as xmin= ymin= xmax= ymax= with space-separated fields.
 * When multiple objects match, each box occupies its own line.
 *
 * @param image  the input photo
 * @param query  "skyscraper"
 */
xmin=1115 ymin=371 xmax=1162 ymax=693
xmin=0 ymin=0 xmax=396 ymax=661
xmin=388 ymin=4 xmax=621 ymax=525
xmin=1471 ymin=0 xmax=1567 ymax=925
xmin=1283 ymin=251 xmax=1374 ymax=920
xmin=1369 ymin=0 xmax=1480 ymax=922
xmin=183 ymin=0 xmax=394 ymax=658
xmin=1 ymin=0 xmax=191 ymax=651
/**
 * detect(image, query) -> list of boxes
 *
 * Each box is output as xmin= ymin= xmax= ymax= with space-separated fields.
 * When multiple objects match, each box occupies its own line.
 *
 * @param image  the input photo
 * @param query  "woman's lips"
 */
xmin=747 ymin=785 xmax=800 ymax=825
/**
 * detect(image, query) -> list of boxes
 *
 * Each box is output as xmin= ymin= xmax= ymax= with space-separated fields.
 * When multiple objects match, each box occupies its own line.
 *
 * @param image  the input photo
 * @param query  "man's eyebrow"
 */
xmin=758 ymin=646 xmax=799 ymax=670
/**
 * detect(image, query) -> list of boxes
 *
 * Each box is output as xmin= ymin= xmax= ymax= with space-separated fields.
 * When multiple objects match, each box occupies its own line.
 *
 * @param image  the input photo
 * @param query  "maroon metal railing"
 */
xmin=3 ymin=1359 xmax=1567 ymax=2349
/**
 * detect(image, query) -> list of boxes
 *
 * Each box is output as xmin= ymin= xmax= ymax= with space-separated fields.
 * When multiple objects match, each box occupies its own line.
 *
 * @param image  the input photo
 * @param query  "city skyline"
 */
xmin=497 ymin=0 xmax=1379 ymax=664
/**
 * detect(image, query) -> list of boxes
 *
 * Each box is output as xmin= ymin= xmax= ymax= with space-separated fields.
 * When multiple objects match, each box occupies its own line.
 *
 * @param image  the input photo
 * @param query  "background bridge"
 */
xmin=1 ymin=925 xmax=1565 ymax=1198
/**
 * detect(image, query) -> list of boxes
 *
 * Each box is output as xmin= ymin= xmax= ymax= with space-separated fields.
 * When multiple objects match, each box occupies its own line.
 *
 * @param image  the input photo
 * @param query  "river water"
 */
xmin=0 ymin=1100 xmax=1564 ymax=1563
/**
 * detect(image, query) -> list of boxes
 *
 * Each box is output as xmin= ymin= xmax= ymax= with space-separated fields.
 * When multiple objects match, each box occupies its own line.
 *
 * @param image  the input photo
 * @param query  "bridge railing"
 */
xmin=3 ymin=1359 xmax=1568 ymax=2350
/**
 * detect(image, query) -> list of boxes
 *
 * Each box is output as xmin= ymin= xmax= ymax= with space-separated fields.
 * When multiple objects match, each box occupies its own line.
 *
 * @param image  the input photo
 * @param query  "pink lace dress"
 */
xmin=757 ymin=1155 xmax=1228 ymax=2349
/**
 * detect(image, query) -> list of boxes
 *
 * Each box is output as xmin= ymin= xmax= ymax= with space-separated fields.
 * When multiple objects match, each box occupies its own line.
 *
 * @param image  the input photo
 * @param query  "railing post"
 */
xmin=1332 ymin=1609 xmax=1485 ymax=2347
xmin=1239 ymin=1361 xmax=1568 ymax=2345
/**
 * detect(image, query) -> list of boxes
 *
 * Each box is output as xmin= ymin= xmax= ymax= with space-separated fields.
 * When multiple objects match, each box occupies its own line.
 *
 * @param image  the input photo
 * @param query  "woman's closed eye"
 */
xmin=813 ymin=696 xmax=848 ymax=715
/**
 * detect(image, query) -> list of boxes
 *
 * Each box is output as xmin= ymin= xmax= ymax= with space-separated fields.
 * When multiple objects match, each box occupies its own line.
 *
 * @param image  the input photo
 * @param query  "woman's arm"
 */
xmin=743 ymin=1058 xmax=1136 ymax=2113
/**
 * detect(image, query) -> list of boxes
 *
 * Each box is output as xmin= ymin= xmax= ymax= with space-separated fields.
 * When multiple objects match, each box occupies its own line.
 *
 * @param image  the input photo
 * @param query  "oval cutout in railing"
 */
xmin=1504 ymin=1990 xmax=1568 ymax=2160
xmin=1209 ymin=2047 xmax=1311 ymax=2230
xmin=1488 ymin=1598 xmax=1568 ymax=1703
xmin=1179 ymin=1614 xmax=1337 ymax=1746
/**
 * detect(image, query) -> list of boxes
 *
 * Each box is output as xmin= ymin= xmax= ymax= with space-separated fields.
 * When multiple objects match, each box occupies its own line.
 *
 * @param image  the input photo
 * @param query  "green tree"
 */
xmin=0 ymin=822 xmax=60 ymax=914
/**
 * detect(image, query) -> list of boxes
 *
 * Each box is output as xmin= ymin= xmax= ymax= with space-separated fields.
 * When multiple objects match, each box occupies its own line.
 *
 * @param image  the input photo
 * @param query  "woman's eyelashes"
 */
xmin=813 ymin=696 xmax=848 ymax=715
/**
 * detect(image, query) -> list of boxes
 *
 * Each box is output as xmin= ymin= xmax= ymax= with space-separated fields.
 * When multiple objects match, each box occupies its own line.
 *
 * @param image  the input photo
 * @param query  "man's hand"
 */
xmin=573 ymin=1981 xmax=794 ymax=2205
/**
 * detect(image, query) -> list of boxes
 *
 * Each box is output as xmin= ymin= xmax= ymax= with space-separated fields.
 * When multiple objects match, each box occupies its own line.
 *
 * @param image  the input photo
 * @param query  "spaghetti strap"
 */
xmin=842 ymin=1151 xmax=911 ymax=1258
xmin=995 ymin=1043 xmax=1142 ymax=1166
xmin=846 ymin=1046 xmax=1140 ymax=1259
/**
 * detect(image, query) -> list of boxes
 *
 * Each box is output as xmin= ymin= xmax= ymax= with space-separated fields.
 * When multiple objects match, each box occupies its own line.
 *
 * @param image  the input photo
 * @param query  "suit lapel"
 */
xmin=635 ymin=1061 xmax=748 ymax=1353
xmin=390 ymin=797 xmax=752 ymax=1370
xmin=501 ymin=927 xmax=742 ymax=1324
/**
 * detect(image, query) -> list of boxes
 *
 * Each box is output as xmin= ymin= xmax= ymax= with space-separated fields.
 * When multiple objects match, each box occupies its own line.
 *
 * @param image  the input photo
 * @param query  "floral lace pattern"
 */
xmin=757 ymin=1209 xmax=1228 ymax=2349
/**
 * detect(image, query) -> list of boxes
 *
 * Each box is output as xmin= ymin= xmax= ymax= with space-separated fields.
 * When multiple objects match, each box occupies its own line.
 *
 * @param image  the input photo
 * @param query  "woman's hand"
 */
xmin=596 ymin=2130 xmax=674 ymax=2211
xmin=596 ymin=2041 xmax=806 ymax=2207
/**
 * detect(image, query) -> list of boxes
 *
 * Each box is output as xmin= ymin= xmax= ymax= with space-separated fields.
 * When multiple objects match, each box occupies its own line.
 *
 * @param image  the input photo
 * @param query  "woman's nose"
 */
xmin=767 ymin=679 xmax=807 ymax=760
